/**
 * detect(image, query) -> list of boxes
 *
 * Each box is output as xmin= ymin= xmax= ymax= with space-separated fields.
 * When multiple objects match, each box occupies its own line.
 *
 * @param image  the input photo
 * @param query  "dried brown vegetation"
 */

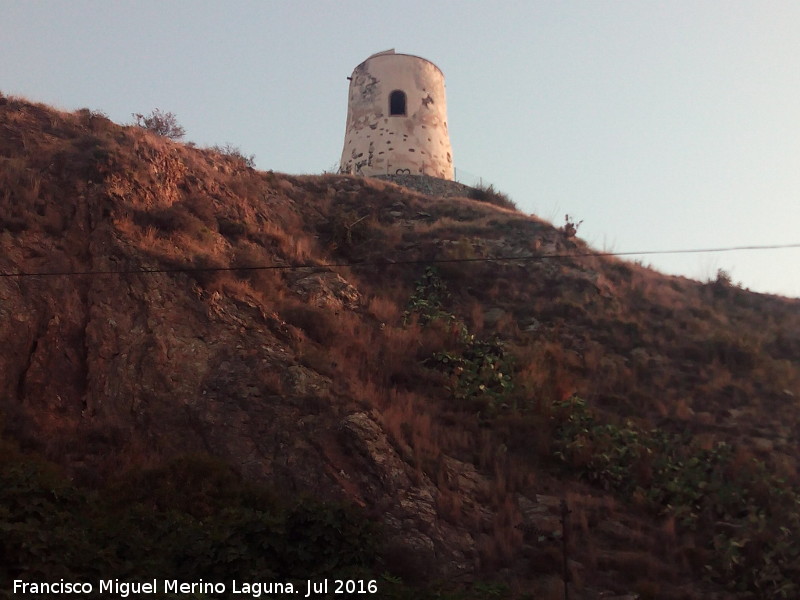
xmin=1 ymin=95 xmax=799 ymax=598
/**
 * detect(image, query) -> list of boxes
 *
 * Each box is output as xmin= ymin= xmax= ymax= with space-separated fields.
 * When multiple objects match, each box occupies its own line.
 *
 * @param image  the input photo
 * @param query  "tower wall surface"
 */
xmin=340 ymin=50 xmax=454 ymax=180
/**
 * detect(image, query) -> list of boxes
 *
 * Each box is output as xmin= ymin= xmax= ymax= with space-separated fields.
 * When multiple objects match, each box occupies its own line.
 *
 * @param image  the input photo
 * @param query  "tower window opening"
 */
xmin=389 ymin=90 xmax=407 ymax=116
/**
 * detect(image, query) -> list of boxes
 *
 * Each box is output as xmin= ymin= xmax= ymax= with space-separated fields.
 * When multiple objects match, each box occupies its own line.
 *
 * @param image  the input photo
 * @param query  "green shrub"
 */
xmin=551 ymin=397 xmax=800 ymax=597
xmin=403 ymin=266 xmax=457 ymax=326
xmin=0 ymin=438 xmax=380 ymax=599
xmin=405 ymin=268 xmax=515 ymax=416
xmin=429 ymin=335 xmax=514 ymax=415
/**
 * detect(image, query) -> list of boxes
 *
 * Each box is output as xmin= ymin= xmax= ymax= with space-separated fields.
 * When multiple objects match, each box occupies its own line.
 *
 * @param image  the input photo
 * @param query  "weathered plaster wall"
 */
xmin=340 ymin=50 xmax=454 ymax=180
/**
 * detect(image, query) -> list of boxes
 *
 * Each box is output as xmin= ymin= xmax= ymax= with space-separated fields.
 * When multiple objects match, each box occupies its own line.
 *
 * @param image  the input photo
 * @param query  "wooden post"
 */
xmin=561 ymin=499 xmax=570 ymax=600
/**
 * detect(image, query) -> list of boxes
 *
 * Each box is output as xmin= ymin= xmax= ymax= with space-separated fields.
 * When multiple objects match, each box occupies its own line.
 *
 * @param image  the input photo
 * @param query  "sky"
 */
xmin=2 ymin=1 xmax=799 ymax=297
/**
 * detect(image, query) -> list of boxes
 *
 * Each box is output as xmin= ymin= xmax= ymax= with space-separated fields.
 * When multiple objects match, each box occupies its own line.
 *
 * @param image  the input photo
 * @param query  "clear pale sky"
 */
xmin=3 ymin=1 xmax=799 ymax=297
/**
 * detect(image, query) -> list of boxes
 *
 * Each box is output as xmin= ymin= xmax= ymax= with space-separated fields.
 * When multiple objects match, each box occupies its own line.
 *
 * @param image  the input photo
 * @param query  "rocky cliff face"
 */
xmin=1 ymin=96 xmax=799 ymax=598
xmin=0 ymin=98 xmax=510 ymax=583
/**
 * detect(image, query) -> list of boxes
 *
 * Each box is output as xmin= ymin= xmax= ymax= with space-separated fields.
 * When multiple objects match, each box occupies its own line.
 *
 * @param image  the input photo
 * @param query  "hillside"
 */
xmin=1 ymin=95 xmax=799 ymax=599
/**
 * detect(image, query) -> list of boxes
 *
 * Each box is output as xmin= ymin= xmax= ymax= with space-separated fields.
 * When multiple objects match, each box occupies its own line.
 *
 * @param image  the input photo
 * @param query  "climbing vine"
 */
xmin=406 ymin=268 xmax=514 ymax=416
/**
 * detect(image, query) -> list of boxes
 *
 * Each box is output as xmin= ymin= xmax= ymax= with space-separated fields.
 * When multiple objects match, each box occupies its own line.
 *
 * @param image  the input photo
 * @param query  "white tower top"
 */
xmin=340 ymin=50 xmax=454 ymax=180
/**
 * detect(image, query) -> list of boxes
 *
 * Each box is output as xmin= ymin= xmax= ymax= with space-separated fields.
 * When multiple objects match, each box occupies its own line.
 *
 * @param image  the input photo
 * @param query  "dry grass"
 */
xmin=2 ymin=95 xmax=799 ymax=598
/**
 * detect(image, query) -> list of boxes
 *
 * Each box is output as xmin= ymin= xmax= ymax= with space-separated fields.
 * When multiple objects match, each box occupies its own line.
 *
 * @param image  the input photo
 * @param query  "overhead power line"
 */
xmin=1 ymin=242 xmax=799 ymax=279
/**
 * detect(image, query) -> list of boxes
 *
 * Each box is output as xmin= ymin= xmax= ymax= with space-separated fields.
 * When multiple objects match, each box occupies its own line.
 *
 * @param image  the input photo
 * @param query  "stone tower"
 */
xmin=339 ymin=50 xmax=454 ymax=180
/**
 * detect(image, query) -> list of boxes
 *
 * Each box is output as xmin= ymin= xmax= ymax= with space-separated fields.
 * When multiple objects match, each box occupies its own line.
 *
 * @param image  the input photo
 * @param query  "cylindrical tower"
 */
xmin=339 ymin=49 xmax=454 ymax=180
